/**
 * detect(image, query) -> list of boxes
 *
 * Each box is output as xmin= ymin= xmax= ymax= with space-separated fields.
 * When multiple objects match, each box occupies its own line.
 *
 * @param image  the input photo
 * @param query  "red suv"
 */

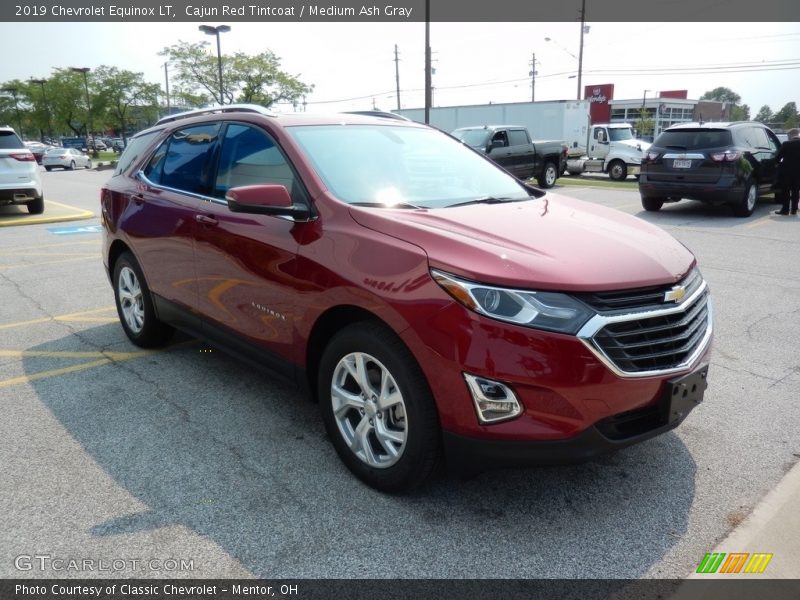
xmin=101 ymin=105 xmax=712 ymax=492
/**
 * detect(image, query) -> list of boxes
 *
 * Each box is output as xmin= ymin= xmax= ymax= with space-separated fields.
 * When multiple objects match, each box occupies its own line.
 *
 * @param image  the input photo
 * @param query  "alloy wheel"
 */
xmin=117 ymin=266 xmax=145 ymax=334
xmin=330 ymin=352 xmax=408 ymax=468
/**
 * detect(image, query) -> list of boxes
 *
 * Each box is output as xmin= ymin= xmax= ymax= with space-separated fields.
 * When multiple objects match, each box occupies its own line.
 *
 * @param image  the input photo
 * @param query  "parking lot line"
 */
xmin=0 ymin=255 xmax=99 ymax=271
xmin=0 ymin=240 xmax=99 ymax=254
xmin=0 ymin=306 xmax=116 ymax=331
xmin=0 ymin=358 xmax=113 ymax=389
xmin=745 ymin=215 xmax=775 ymax=229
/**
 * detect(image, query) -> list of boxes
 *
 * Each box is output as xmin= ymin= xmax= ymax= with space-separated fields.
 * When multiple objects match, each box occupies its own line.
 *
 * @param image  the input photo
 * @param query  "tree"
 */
xmin=700 ymin=87 xmax=742 ymax=104
xmin=159 ymin=41 xmax=313 ymax=108
xmin=773 ymin=102 xmax=798 ymax=129
xmin=730 ymin=104 xmax=750 ymax=121
xmin=94 ymin=66 xmax=160 ymax=141
xmin=754 ymin=105 xmax=773 ymax=123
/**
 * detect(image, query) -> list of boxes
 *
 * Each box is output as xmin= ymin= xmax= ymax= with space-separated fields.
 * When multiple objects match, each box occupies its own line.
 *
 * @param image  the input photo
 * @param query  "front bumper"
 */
xmin=444 ymin=363 xmax=708 ymax=475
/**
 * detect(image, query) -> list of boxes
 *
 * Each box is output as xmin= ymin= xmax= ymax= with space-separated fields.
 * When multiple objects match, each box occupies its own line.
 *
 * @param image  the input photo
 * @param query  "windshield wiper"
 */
xmin=447 ymin=196 xmax=523 ymax=208
xmin=350 ymin=201 xmax=421 ymax=209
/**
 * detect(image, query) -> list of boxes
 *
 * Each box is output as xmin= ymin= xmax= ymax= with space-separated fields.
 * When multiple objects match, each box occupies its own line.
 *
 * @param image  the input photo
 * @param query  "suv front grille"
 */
xmin=578 ymin=277 xmax=712 ymax=377
xmin=577 ymin=268 xmax=702 ymax=313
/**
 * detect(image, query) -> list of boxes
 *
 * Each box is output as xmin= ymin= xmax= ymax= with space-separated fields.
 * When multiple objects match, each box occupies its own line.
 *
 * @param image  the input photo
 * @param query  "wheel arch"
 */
xmin=305 ymin=305 xmax=409 ymax=403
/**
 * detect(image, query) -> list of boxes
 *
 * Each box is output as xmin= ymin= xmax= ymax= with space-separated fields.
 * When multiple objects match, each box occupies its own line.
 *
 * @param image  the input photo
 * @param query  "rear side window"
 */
xmin=737 ymin=126 xmax=770 ymax=150
xmin=144 ymin=124 xmax=220 ymax=195
xmin=655 ymin=129 xmax=732 ymax=149
xmin=0 ymin=130 xmax=24 ymax=149
xmin=507 ymin=130 xmax=529 ymax=146
xmin=114 ymin=130 xmax=162 ymax=176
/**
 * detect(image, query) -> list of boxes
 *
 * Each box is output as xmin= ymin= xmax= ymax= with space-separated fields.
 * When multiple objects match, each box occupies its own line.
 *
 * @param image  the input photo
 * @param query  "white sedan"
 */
xmin=42 ymin=148 xmax=93 ymax=171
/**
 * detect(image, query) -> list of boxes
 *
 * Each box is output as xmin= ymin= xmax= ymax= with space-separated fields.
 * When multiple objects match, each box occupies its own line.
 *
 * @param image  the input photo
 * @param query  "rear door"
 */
xmin=127 ymin=123 xmax=222 ymax=321
xmin=507 ymin=128 xmax=535 ymax=178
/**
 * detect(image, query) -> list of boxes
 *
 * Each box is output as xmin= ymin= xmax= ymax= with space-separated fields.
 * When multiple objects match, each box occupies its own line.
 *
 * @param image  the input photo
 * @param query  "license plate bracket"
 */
xmin=664 ymin=364 xmax=709 ymax=423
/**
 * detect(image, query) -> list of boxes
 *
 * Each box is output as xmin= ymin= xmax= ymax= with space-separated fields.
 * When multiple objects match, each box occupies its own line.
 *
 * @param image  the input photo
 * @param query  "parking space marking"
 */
xmin=0 ymin=347 xmax=160 ymax=389
xmin=745 ymin=215 xmax=776 ymax=229
xmin=0 ymin=240 xmax=99 ymax=254
xmin=0 ymin=199 xmax=95 ymax=227
xmin=0 ymin=306 xmax=117 ymax=331
xmin=0 ymin=255 xmax=99 ymax=271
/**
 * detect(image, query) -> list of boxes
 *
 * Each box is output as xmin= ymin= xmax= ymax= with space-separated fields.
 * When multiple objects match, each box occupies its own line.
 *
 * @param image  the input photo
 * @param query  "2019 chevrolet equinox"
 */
xmin=101 ymin=105 xmax=712 ymax=492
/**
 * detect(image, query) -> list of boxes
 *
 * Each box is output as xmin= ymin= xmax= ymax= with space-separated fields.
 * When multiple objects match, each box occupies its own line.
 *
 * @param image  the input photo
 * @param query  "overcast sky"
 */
xmin=0 ymin=21 xmax=798 ymax=114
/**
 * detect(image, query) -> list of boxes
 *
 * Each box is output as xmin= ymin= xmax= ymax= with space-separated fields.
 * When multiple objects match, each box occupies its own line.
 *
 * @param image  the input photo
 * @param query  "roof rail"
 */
xmin=341 ymin=110 xmax=412 ymax=122
xmin=156 ymin=104 xmax=276 ymax=125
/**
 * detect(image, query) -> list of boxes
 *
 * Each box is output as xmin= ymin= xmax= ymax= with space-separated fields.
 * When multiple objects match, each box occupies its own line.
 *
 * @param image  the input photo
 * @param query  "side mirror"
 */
xmin=489 ymin=139 xmax=504 ymax=151
xmin=226 ymin=184 xmax=311 ymax=220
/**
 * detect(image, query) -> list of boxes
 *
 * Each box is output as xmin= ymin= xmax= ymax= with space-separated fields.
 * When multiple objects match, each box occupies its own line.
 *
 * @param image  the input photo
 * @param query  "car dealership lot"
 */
xmin=1 ymin=169 xmax=798 ymax=579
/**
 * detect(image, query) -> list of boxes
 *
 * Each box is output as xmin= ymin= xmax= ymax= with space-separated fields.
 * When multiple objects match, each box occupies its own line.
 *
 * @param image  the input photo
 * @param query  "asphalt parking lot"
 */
xmin=1 ymin=168 xmax=799 ymax=579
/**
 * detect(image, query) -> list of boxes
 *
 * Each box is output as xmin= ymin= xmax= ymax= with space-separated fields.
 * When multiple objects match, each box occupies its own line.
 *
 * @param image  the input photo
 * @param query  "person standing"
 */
xmin=775 ymin=128 xmax=800 ymax=215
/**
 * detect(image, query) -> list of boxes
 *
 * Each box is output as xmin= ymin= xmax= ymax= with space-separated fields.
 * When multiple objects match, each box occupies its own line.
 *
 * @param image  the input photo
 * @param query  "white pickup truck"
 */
xmin=565 ymin=123 xmax=651 ymax=181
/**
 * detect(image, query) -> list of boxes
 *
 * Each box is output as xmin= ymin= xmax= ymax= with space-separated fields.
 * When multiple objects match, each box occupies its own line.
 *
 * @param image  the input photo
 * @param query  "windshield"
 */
xmin=608 ymin=128 xmax=634 ymax=142
xmin=287 ymin=125 xmax=531 ymax=208
xmin=451 ymin=128 xmax=490 ymax=147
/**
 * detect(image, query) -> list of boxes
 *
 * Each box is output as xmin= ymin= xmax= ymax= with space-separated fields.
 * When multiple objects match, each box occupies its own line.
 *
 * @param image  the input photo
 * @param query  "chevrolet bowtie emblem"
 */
xmin=664 ymin=285 xmax=687 ymax=303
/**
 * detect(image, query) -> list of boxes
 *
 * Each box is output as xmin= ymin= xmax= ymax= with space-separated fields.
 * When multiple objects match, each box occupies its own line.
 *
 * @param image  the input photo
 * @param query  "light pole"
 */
xmin=70 ymin=67 xmax=93 ymax=148
xmin=30 ymin=78 xmax=52 ymax=142
xmin=640 ymin=89 xmax=653 ymax=139
xmin=199 ymin=24 xmax=230 ymax=105
xmin=1 ymin=86 xmax=22 ymax=135
xmin=162 ymin=62 xmax=171 ymax=115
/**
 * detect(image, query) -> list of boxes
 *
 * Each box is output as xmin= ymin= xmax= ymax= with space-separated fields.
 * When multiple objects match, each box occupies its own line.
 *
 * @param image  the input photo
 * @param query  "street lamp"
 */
xmin=1 ymin=86 xmax=22 ymax=135
xmin=30 ymin=78 xmax=52 ymax=142
xmin=199 ymin=24 xmax=230 ymax=105
xmin=70 ymin=67 xmax=93 ymax=148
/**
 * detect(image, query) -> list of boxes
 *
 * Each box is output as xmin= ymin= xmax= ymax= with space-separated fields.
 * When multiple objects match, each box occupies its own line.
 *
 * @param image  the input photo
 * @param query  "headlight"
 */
xmin=432 ymin=269 xmax=594 ymax=334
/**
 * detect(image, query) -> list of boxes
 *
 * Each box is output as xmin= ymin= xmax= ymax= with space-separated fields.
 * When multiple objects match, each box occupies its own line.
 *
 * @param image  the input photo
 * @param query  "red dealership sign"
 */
xmin=585 ymin=84 xmax=614 ymax=124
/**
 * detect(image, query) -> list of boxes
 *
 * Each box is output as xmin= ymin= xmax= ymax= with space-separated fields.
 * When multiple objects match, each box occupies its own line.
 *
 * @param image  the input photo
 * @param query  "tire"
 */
xmin=112 ymin=252 xmax=173 ymax=348
xmin=608 ymin=160 xmax=627 ymax=181
xmin=732 ymin=180 xmax=757 ymax=218
xmin=318 ymin=321 xmax=441 ymax=493
xmin=69 ymin=161 xmax=76 ymax=171
xmin=44 ymin=166 xmax=52 ymax=172
xmin=642 ymin=197 xmax=664 ymax=212
xmin=536 ymin=161 xmax=558 ymax=188
xmin=27 ymin=195 xmax=44 ymax=215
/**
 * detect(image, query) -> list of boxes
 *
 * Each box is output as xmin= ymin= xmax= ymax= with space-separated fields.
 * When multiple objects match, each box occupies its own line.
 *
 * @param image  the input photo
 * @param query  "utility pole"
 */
xmin=529 ymin=53 xmax=538 ymax=103
xmin=577 ymin=0 xmax=586 ymax=101
xmin=424 ymin=0 xmax=431 ymax=124
xmin=394 ymin=44 xmax=401 ymax=111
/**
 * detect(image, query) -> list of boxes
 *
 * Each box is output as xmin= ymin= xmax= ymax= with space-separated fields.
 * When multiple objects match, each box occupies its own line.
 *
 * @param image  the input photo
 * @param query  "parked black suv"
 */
xmin=639 ymin=122 xmax=781 ymax=217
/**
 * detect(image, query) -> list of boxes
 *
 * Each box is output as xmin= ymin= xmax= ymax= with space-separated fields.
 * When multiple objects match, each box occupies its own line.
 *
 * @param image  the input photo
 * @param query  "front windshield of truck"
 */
xmin=608 ymin=128 xmax=634 ymax=142
xmin=451 ymin=128 xmax=490 ymax=147
xmin=287 ymin=125 xmax=531 ymax=209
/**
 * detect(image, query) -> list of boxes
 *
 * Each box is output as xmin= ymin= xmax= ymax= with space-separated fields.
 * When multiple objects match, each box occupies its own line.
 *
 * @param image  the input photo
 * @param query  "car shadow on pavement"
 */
xmin=24 ymin=325 xmax=696 ymax=580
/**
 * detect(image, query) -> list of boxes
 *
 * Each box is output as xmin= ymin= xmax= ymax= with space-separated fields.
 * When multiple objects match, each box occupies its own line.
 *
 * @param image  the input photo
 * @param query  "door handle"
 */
xmin=195 ymin=214 xmax=219 ymax=226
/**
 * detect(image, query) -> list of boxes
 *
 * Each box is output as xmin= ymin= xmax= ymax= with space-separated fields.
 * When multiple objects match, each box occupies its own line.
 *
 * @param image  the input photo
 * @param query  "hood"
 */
xmin=616 ymin=138 xmax=652 ymax=154
xmin=348 ymin=193 xmax=694 ymax=292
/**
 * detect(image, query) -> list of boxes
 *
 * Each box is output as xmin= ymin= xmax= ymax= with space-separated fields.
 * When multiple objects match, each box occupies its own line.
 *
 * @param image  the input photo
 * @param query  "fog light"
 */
xmin=463 ymin=374 xmax=522 ymax=424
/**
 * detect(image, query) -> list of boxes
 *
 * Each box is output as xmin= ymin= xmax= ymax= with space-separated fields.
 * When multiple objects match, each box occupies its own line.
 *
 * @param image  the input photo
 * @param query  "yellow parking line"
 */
xmin=0 ymin=255 xmax=98 ymax=271
xmin=0 ymin=306 xmax=116 ymax=330
xmin=0 ymin=358 xmax=112 ymax=389
xmin=0 ymin=350 xmax=153 ymax=360
xmin=0 ymin=240 xmax=99 ymax=254
xmin=745 ymin=215 xmax=773 ymax=229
